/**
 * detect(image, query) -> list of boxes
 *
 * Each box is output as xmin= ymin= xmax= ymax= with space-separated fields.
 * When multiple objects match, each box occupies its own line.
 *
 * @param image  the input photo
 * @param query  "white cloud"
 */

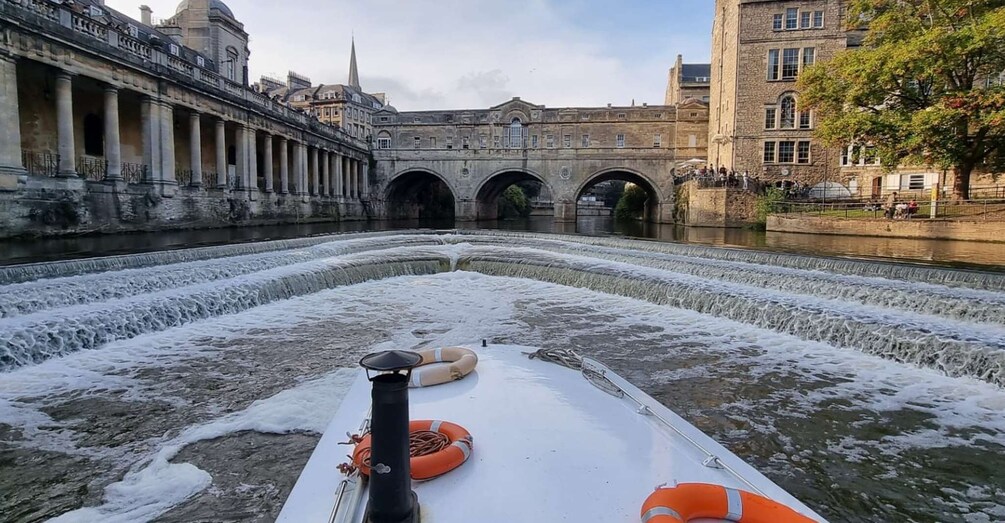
xmin=106 ymin=0 xmax=711 ymax=111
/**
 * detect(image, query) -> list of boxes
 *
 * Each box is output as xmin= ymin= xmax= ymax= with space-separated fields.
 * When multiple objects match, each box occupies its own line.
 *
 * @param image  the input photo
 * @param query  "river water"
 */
xmin=0 ymin=230 xmax=1004 ymax=523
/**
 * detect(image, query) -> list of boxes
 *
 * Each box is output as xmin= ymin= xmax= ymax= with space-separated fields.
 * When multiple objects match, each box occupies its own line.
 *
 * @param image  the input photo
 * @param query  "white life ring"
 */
xmin=409 ymin=347 xmax=478 ymax=387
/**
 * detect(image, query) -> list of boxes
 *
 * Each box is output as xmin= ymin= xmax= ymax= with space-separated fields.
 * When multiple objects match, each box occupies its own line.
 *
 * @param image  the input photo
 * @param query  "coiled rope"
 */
xmin=338 ymin=430 xmax=450 ymax=475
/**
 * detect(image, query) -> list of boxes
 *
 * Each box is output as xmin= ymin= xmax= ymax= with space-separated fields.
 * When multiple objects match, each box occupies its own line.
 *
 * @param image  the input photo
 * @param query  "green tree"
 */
xmin=799 ymin=0 xmax=1005 ymax=199
xmin=615 ymin=183 xmax=648 ymax=220
xmin=498 ymin=184 xmax=530 ymax=219
xmin=755 ymin=187 xmax=787 ymax=226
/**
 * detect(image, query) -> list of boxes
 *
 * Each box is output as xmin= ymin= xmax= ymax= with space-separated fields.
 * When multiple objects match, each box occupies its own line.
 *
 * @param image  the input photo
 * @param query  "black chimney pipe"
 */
xmin=359 ymin=350 xmax=422 ymax=523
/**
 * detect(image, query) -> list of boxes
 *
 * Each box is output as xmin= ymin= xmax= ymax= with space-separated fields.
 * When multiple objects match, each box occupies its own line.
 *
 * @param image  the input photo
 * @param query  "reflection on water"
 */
xmin=1 ymin=216 xmax=1002 ymax=269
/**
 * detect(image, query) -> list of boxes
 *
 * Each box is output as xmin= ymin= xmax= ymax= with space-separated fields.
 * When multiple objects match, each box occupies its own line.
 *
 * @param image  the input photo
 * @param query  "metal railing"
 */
xmin=777 ymin=198 xmax=1005 ymax=221
xmin=22 ymin=150 xmax=59 ymax=177
xmin=77 ymin=156 xmax=107 ymax=181
xmin=202 ymin=171 xmax=218 ymax=188
xmin=121 ymin=162 xmax=147 ymax=184
xmin=175 ymin=169 xmax=193 ymax=187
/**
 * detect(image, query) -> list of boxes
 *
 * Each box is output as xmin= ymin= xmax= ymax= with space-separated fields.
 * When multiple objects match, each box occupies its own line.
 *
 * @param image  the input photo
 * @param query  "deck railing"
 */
xmin=22 ymin=150 xmax=59 ymax=177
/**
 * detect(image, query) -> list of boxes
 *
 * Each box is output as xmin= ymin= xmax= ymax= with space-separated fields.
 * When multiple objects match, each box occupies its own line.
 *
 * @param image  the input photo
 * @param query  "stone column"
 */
xmin=340 ymin=155 xmax=349 ymax=198
xmin=279 ymin=137 xmax=289 ymax=194
xmin=0 ymin=55 xmax=24 ymax=176
xmin=215 ymin=119 xmax=226 ymax=188
xmin=310 ymin=146 xmax=319 ymax=196
xmin=159 ymin=101 xmax=176 ymax=185
xmin=103 ymin=87 xmax=122 ymax=180
xmin=300 ymin=143 xmax=309 ymax=201
xmin=141 ymin=96 xmax=160 ymax=183
xmin=292 ymin=142 xmax=302 ymax=194
xmin=248 ymin=129 xmax=258 ymax=195
xmin=263 ymin=134 xmax=273 ymax=193
xmin=321 ymin=150 xmax=329 ymax=196
xmin=235 ymin=124 xmax=247 ymax=190
xmin=55 ymin=72 xmax=76 ymax=177
xmin=189 ymin=112 xmax=201 ymax=187
xmin=361 ymin=161 xmax=369 ymax=198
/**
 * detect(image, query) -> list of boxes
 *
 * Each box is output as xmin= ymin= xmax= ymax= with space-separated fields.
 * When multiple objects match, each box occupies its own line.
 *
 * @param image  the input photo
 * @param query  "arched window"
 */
xmin=83 ymin=113 xmax=103 ymax=156
xmin=779 ymin=95 xmax=796 ymax=129
xmin=508 ymin=118 xmax=524 ymax=148
xmin=227 ymin=145 xmax=236 ymax=165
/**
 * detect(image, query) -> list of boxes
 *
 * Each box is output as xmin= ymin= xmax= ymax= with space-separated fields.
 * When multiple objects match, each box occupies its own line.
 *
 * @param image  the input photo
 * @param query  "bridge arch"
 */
xmin=474 ymin=168 xmax=555 ymax=220
xmin=574 ymin=167 xmax=667 ymax=222
xmin=385 ymin=168 xmax=458 ymax=220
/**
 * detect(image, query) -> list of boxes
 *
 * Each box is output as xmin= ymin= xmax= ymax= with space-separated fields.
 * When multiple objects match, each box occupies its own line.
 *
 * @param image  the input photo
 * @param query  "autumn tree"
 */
xmin=799 ymin=0 xmax=1005 ymax=199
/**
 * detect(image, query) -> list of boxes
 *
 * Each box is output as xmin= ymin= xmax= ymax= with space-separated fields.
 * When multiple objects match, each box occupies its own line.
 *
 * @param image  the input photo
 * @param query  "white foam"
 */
xmin=51 ymin=368 xmax=356 ymax=523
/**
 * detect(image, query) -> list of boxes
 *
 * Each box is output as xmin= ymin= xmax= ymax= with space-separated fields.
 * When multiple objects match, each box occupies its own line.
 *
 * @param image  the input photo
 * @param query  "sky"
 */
xmin=107 ymin=0 xmax=714 ymax=111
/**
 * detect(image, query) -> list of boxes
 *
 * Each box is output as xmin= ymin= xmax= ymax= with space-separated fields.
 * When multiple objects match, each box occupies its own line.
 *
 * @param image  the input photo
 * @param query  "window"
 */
xmin=226 ymin=49 xmax=238 ymax=80
xmin=908 ymin=174 xmax=925 ymax=190
xmin=582 ymin=134 xmax=590 ymax=147
xmin=799 ymin=110 xmax=811 ymax=129
xmin=196 ymin=56 xmax=205 ymax=67
xmin=763 ymin=141 xmax=776 ymax=163
xmin=494 ymin=135 xmax=501 ymax=148
xmin=841 ymin=146 xmax=850 ymax=166
xmin=813 ymin=11 xmax=824 ymax=28
xmin=797 ymin=141 xmax=811 ymax=163
xmin=765 ymin=108 xmax=777 ymax=129
xmin=653 ymin=134 xmax=662 ymax=148
xmin=462 ymin=136 xmax=470 ymax=149
xmin=778 ymin=141 xmax=795 ymax=163
xmin=83 ymin=113 xmax=103 ymax=156
xmin=782 ymin=48 xmax=800 ymax=79
xmin=785 ymin=8 xmax=798 ymax=29
xmin=446 ymin=137 xmax=453 ymax=149
xmin=380 ymin=116 xmax=389 ymax=122
xmin=654 ymin=113 xmax=663 ymax=118
xmin=531 ymin=135 xmax=539 ymax=148
xmin=509 ymin=119 xmax=524 ymax=148
xmin=377 ymin=138 xmax=391 ymax=149
xmin=688 ymin=134 xmax=697 ymax=147
xmin=169 ymin=43 xmax=180 ymax=56
xmin=414 ymin=137 xmax=420 ymax=149
xmin=413 ymin=118 xmax=421 ymax=123
xmin=617 ymin=113 xmax=626 ymax=120
xmin=430 ymin=137 xmax=436 ymax=148
xmin=767 ymin=49 xmax=780 ymax=80
xmin=546 ymin=134 xmax=555 ymax=148
xmin=616 ymin=134 xmax=626 ymax=148
xmin=773 ymin=13 xmax=783 ymax=30
xmin=563 ymin=134 xmax=572 ymax=148
xmin=479 ymin=135 xmax=487 ymax=148
xmin=800 ymin=11 xmax=811 ymax=29
xmin=779 ymin=96 xmax=796 ymax=128
xmin=863 ymin=146 xmax=877 ymax=164
xmin=803 ymin=47 xmax=815 ymax=68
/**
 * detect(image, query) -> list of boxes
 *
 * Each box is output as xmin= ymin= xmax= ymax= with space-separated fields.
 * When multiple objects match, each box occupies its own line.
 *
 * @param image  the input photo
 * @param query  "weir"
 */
xmin=1 ymin=231 xmax=1002 ymax=388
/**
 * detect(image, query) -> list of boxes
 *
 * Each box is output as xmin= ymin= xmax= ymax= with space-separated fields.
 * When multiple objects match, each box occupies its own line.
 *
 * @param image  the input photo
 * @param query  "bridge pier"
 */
xmin=554 ymin=202 xmax=577 ymax=223
xmin=455 ymin=200 xmax=478 ymax=222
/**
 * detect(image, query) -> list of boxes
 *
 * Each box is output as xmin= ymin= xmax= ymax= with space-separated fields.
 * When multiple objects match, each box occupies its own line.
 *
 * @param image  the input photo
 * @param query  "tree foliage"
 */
xmin=615 ymin=184 xmax=648 ymax=220
xmin=799 ymin=0 xmax=1005 ymax=198
xmin=498 ymin=184 xmax=530 ymax=219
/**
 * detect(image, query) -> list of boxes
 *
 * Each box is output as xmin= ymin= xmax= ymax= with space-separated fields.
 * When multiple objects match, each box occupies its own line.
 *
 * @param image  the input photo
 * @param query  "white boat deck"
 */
xmin=278 ymin=344 xmax=825 ymax=522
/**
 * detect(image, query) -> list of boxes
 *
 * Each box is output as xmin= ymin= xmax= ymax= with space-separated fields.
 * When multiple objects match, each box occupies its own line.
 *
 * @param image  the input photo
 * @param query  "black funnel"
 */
xmin=360 ymin=350 xmax=422 ymax=523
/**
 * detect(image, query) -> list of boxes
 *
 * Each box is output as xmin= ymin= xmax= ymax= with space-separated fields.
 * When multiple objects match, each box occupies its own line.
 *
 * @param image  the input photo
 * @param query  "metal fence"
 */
xmin=22 ymin=150 xmax=59 ymax=177
xmin=777 ymin=198 xmax=1005 ymax=220
xmin=77 ymin=157 xmax=108 ymax=181
xmin=122 ymin=163 xmax=147 ymax=184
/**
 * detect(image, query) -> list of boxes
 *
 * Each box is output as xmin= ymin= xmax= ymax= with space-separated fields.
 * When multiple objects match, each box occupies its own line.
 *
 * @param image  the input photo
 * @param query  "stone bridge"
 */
xmin=368 ymin=98 xmax=709 ymax=223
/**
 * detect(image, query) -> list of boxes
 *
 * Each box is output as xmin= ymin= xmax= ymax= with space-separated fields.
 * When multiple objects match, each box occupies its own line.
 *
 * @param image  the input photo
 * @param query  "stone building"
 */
xmin=665 ymin=55 xmax=710 ymax=105
xmin=256 ymin=40 xmax=386 ymax=142
xmin=708 ymin=0 xmax=997 ymax=199
xmin=371 ymin=97 xmax=709 ymax=223
xmin=0 ymin=0 xmax=371 ymax=239
xmin=157 ymin=0 xmax=250 ymax=85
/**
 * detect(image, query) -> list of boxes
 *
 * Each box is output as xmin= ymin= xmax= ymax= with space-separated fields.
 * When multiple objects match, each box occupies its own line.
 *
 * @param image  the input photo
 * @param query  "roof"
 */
xmin=175 ymin=0 xmax=235 ymax=19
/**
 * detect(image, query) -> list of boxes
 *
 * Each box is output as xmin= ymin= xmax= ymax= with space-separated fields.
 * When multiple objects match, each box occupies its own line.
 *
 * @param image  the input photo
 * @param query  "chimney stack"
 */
xmin=140 ymin=5 xmax=152 ymax=25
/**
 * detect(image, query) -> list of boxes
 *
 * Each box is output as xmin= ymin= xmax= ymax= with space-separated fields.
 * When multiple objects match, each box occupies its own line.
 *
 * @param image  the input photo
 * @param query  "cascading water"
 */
xmin=1 ymin=230 xmax=1003 ymax=523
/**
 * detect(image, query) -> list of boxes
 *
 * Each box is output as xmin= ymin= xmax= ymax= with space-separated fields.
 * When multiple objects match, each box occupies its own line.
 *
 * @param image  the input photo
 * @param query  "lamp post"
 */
xmin=359 ymin=350 xmax=423 ymax=523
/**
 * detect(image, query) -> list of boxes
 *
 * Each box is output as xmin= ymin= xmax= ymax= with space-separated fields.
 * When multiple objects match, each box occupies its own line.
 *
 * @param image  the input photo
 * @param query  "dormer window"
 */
xmin=169 ymin=44 xmax=180 ymax=56
xmin=127 ymin=24 xmax=139 ymax=38
xmin=196 ymin=56 xmax=205 ymax=67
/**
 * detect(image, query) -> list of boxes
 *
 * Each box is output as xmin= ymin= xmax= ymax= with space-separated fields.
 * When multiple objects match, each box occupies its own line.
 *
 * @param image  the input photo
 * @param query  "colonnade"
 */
xmin=0 ymin=55 xmax=370 ymax=200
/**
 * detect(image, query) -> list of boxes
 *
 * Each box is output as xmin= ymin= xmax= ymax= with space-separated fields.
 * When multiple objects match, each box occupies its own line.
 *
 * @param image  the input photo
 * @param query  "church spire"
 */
xmin=348 ymin=37 xmax=361 ymax=90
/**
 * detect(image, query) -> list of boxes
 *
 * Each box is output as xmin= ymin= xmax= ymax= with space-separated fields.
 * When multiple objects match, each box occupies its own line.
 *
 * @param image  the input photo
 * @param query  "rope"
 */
xmin=341 ymin=429 xmax=450 ymax=473
xmin=524 ymin=348 xmax=583 ymax=370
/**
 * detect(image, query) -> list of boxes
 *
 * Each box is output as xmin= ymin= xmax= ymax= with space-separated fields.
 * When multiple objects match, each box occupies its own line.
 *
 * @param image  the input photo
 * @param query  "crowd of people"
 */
xmin=870 ymin=191 xmax=920 ymax=219
xmin=673 ymin=166 xmax=819 ymax=198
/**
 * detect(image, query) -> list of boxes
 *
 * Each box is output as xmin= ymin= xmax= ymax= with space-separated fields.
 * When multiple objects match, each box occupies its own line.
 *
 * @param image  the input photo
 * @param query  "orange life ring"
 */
xmin=409 ymin=347 xmax=478 ymax=388
xmin=352 ymin=420 xmax=473 ymax=480
xmin=641 ymin=483 xmax=816 ymax=523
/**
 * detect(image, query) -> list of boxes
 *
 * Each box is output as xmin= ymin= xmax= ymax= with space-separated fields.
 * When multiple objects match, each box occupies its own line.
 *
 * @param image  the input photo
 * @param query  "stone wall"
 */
xmin=0 ymin=177 xmax=352 ymax=239
xmin=683 ymin=182 xmax=758 ymax=227
xmin=767 ymin=214 xmax=1005 ymax=242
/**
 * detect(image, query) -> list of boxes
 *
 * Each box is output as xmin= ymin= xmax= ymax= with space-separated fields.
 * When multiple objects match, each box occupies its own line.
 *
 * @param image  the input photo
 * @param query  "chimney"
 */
xmin=140 ymin=5 xmax=152 ymax=25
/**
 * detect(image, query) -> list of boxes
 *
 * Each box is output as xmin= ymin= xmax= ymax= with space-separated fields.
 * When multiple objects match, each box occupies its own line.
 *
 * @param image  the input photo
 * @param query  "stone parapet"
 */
xmin=767 ymin=214 xmax=1005 ymax=243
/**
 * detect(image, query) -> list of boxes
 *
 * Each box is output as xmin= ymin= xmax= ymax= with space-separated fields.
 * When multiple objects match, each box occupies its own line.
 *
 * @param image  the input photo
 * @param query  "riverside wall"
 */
xmin=767 ymin=214 xmax=1005 ymax=243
